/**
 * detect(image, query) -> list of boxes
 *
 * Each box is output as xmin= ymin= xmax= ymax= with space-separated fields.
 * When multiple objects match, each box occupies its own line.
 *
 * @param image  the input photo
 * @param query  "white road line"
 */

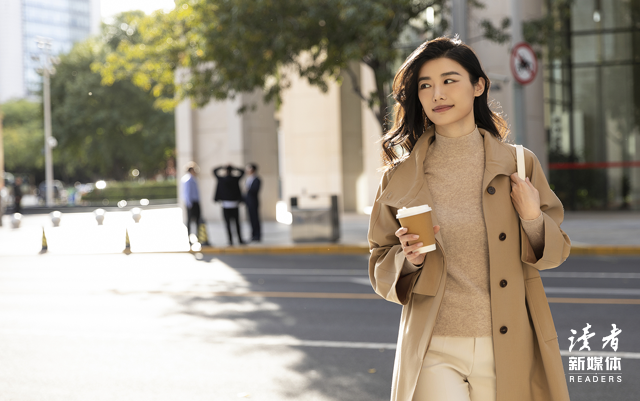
xmin=544 ymin=287 xmax=640 ymax=296
xmin=234 ymin=268 xmax=366 ymax=276
xmin=219 ymin=338 xmax=640 ymax=358
xmin=220 ymin=337 xmax=397 ymax=350
xmin=541 ymin=272 xmax=640 ymax=279
xmin=2 ymin=327 xmax=639 ymax=357
xmin=232 ymin=269 xmax=640 ymax=281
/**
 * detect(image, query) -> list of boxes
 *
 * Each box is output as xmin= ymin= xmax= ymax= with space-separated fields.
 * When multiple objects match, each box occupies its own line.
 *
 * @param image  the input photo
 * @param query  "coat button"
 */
xmin=500 ymin=279 xmax=507 ymax=287
xmin=487 ymin=186 xmax=496 ymax=195
xmin=499 ymin=233 xmax=506 ymax=241
xmin=500 ymin=326 xmax=508 ymax=334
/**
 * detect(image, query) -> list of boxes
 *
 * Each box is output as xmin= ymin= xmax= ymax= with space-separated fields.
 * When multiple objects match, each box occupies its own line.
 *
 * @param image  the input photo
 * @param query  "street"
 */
xmin=0 ymin=253 xmax=639 ymax=400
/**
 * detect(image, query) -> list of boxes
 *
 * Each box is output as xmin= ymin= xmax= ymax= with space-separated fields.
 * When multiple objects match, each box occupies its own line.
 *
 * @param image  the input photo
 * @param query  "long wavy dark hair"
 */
xmin=379 ymin=35 xmax=510 ymax=173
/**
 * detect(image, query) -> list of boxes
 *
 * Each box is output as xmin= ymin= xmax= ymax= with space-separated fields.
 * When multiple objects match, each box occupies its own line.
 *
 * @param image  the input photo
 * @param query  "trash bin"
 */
xmin=290 ymin=194 xmax=340 ymax=243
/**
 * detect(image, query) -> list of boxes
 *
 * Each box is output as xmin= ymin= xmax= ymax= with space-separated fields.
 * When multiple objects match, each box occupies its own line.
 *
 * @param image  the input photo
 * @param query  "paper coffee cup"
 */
xmin=396 ymin=205 xmax=436 ymax=254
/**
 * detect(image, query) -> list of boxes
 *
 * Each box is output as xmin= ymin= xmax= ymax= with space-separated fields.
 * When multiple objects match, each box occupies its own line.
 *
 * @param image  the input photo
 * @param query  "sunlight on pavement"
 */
xmin=0 ymin=207 xmax=190 ymax=255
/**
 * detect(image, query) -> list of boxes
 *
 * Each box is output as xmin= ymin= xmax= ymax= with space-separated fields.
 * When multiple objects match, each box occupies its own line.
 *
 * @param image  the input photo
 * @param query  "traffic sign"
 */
xmin=510 ymin=42 xmax=538 ymax=85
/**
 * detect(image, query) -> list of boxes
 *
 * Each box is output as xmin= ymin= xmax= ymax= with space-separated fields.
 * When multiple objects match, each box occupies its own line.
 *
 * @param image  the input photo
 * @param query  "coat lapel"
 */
xmin=376 ymin=124 xmax=520 ymax=251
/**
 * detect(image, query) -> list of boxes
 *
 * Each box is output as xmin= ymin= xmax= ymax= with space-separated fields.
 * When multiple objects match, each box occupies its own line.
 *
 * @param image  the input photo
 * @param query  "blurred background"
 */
xmin=1 ymin=0 xmax=639 ymax=220
xmin=0 ymin=1 xmax=639 ymax=400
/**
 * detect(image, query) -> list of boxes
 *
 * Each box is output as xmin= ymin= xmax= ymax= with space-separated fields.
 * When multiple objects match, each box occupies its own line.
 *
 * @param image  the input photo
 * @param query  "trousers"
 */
xmin=413 ymin=335 xmax=496 ymax=401
xmin=222 ymin=207 xmax=244 ymax=245
xmin=186 ymin=202 xmax=201 ymax=237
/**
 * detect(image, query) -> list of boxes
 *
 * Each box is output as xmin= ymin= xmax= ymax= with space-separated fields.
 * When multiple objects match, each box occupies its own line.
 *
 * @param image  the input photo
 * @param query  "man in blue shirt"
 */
xmin=181 ymin=164 xmax=202 ymax=239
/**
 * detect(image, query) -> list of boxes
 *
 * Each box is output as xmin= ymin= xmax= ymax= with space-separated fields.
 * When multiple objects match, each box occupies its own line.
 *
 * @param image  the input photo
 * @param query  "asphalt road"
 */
xmin=0 ymin=253 xmax=638 ymax=400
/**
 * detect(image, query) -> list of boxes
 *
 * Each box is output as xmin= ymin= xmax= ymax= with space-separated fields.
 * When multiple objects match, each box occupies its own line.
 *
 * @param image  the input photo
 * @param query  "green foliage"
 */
xmin=93 ymin=0 xmax=449 ymax=131
xmin=81 ymin=180 xmax=177 ymax=202
xmin=1 ymin=99 xmax=44 ymax=177
xmin=49 ymin=12 xmax=175 ymax=182
xmin=476 ymin=0 xmax=575 ymax=60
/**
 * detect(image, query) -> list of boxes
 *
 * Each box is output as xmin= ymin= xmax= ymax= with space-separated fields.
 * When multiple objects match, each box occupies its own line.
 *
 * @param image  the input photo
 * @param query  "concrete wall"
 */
xmin=279 ymin=70 xmax=344 ymax=210
xmin=339 ymin=63 xmax=364 ymax=213
xmin=360 ymin=63 xmax=385 ymax=211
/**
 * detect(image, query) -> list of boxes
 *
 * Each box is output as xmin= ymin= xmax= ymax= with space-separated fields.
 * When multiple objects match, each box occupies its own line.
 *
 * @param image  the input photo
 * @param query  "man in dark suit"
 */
xmin=213 ymin=164 xmax=245 ymax=246
xmin=243 ymin=163 xmax=261 ymax=242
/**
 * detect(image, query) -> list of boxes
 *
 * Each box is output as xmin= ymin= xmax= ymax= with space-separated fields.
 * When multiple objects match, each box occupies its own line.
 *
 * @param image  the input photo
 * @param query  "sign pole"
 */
xmin=511 ymin=0 xmax=525 ymax=146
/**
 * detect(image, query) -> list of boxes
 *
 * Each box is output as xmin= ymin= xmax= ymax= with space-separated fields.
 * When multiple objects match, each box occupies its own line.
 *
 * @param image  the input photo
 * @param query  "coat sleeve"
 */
xmin=367 ymin=171 xmax=425 ymax=306
xmin=520 ymin=149 xmax=572 ymax=270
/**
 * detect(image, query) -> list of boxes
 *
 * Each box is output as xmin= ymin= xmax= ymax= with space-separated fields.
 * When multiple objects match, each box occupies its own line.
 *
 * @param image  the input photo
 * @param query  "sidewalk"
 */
xmin=202 ymin=210 xmax=640 ymax=255
xmin=1 ymin=206 xmax=639 ymax=255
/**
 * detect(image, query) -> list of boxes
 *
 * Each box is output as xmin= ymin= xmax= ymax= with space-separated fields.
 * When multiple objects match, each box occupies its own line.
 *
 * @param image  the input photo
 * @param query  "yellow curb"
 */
xmin=548 ymin=297 xmax=640 ymax=305
xmin=570 ymin=246 xmax=640 ymax=255
xmin=197 ymin=244 xmax=370 ymax=255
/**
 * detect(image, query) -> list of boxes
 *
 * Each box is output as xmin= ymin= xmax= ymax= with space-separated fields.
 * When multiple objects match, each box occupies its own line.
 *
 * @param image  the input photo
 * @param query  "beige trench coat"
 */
xmin=368 ymin=124 xmax=572 ymax=401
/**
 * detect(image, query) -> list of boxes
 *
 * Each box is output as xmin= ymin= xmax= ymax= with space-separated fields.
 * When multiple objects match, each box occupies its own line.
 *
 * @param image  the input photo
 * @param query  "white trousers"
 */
xmin=413 ymin=335 xmax=497 ymax=401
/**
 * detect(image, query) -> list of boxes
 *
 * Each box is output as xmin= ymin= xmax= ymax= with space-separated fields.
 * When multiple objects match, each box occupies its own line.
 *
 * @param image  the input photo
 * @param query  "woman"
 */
xmin=367 ymin=36 xmax=572 ymax=401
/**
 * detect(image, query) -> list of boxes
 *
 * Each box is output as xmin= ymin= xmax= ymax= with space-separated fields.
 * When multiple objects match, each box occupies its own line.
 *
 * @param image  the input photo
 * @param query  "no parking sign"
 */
xmin=510 ymin=42 xmax=538 ymax=85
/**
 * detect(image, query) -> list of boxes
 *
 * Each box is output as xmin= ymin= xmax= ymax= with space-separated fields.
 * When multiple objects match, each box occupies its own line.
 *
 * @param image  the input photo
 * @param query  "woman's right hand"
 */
xmin=395 ymin=225 xmax=441 ymax=266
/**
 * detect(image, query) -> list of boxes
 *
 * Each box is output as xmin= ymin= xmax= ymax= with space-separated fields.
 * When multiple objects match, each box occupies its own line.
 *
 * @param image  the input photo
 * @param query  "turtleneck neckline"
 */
xmin=435 ymin=124 xmax=479 ymax=140
xmin=432 ymin=124 xmax=482 ymax=151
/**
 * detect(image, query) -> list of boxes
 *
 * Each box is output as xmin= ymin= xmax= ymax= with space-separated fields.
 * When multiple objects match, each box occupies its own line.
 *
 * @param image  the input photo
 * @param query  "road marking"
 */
xmin=541 ymin=272 xmax=640 ymax=279
xmin=148 ymin=291 xmax=382 ymax=300
xmin=219 ymin=337 xmax=397 ymax=350
xmin=289 ymin=277 xmax=372 ymax=286
xmin=213 ymin=338 xmax=640 ymax=358
xmin=233 ymin=270 xmax=640 ymax=279
xmin=137 ymin=290 xmax=640 ymax=304
xmin=548 ymin=297 xmax=640 ymax=305
xmin=545 ymin=287 xmax=640 ymax=296
xmin=234 ymin=268 xmax=367 ymax=276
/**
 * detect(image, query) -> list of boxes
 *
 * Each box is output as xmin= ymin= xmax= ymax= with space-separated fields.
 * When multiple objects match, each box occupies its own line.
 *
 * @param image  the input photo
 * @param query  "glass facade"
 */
xmin=23 ymin=0 xmax=93 ymax=98
xmin=544 ymin=0 xmax=640 ymax=210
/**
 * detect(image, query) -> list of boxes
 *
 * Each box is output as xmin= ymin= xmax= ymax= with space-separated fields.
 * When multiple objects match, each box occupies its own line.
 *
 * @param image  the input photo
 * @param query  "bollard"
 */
xmin=11 ymin=213 xmax=22 ymax=229
xmin=40 ymin=227 xmax=48 ymax=253
xmin=50 ymin=211 xmax=61 ymax=227
xmin=94 ymin=209 xmax=105 ymax=225
xmin=131 ymin=207 xmax=142 ymax=223
xmin=198 ymin=222 xmax=210 ymax=246
xmin=123 ymin=229 xmax=131 ymax=254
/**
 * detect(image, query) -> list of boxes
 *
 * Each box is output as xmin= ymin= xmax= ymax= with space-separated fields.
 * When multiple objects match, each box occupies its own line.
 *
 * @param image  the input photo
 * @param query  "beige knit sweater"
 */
xmin=402 ymin=125 xmax=544 ymax=337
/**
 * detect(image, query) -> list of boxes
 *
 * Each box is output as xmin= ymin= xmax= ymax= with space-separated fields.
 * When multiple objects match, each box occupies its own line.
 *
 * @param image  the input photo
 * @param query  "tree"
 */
xmin=1 ymin=99 xmax=45 ymax=180
xmin=94 ymin=0 xmax=453 ymax=133
xmin=94 ymin=1 xmax=547 ymax=134
xmin=49 ymin=12 xmax=175 ymax=182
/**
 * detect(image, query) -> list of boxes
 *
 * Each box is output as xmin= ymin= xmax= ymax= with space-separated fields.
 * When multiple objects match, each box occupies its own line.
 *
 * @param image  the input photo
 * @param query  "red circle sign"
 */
xmin=510 ymin=42 xmax=538 ymax=85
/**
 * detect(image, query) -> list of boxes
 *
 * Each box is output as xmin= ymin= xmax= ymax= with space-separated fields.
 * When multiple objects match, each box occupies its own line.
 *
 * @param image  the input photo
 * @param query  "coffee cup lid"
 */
xmin=396 ymin=204 xmax=432 ymax=219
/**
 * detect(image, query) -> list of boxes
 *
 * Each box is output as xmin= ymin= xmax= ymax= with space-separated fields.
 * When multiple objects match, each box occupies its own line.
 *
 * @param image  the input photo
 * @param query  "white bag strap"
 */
xmin=515 ymin=144 xmax=526 ymax=180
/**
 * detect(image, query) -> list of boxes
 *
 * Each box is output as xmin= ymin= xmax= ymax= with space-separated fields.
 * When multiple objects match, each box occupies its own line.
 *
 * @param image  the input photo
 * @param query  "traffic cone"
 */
xmin=198 ymin=223 xmax=210 ymax=246
xmin=40 ymin=227 xmax=48 ymax=254
xmin=123 ymin=229 xmax=131 ymax=254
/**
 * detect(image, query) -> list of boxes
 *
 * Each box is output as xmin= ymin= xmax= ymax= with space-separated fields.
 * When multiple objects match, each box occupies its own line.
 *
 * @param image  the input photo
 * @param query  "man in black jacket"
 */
xmin=213 ymin=164 xmax=245 ymax=246
xmin=243 ymin=163 xmax=261 ymax=242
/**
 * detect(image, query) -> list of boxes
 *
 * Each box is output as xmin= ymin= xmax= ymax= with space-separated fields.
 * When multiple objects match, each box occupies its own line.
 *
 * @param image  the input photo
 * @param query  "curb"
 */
xmin=569 ymin=245 xmax=640 ymax=255
xmin=197 ymin=244 xmax=370 ymax=255
xmin=195 ymin=244 xmax=640 ymax=256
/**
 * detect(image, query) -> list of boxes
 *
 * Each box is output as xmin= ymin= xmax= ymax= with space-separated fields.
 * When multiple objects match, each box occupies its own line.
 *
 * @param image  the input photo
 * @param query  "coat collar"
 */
xmin=377 ymin=124 xmax=517 ymax=208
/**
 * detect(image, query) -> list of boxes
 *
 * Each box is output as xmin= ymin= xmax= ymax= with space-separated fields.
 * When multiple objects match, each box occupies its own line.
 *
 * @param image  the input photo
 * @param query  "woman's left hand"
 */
xmin=510 ymin=173 xmax=541 ymax=220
